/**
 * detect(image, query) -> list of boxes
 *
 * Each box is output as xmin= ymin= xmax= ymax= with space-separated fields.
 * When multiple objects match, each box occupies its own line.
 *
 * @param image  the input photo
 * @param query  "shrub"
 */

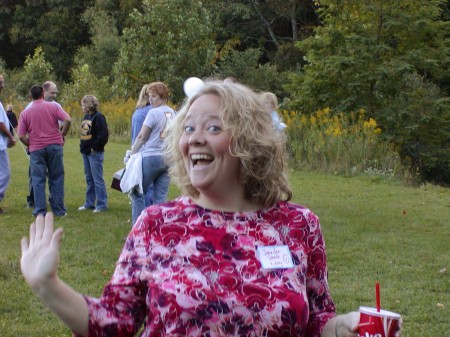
xmin=280 ymin=108 xmax=402 ymax=176
xmin=213 ymin=48 xmax=288 ymax=98
xmin=15 ymin=47 xmax=55 ymax=98
xmin=61 ymin=64 xmax=112 ymax=103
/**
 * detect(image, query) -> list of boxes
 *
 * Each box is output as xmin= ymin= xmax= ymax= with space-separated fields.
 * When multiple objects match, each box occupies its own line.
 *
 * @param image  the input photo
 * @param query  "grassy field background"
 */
xmin=0 ymin=138 xmax=449 ymax=336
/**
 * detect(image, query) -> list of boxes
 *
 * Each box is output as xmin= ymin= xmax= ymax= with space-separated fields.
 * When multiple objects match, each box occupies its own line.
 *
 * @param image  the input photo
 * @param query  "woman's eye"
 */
xmin=184 ymin=126 xmax=194 ymax=133
xmin=207 ymin=125 xmax=221 ymax=132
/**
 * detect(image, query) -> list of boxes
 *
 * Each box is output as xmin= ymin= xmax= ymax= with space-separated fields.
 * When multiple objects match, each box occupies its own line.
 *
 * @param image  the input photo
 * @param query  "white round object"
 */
xmin=183 ymin=77 xmax=204 ymax=97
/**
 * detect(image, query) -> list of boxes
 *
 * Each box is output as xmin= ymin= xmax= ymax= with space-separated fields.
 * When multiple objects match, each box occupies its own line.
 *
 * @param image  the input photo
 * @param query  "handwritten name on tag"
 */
xmin=257 ymin=245 xmax=294 ymax=269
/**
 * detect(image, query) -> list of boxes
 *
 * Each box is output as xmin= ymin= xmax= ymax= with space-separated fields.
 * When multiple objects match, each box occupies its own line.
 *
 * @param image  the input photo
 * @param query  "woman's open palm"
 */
xmin=20 ymin=213 xmax=64 ymax=289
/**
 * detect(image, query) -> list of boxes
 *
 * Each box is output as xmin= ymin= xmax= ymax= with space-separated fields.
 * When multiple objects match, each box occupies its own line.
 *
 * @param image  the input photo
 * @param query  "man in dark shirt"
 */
xmin=6 ymin=104 xmax=18 ymax=134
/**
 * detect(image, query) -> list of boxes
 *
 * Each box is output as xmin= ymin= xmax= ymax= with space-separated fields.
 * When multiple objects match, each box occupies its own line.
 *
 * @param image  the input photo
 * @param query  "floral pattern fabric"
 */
xmin=76 ymin=196 xmax=336 ymax=337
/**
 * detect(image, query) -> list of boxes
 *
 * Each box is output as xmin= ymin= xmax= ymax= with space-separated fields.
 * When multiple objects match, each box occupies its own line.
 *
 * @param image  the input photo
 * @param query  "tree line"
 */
xmin=0 ymin=0 xmax=449 ymax=185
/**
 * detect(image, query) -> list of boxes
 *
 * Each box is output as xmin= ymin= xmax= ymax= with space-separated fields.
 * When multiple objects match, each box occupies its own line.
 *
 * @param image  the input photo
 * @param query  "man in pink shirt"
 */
xmin=18 ymin=85 xmax=71 ymax=217
xmin=24 ymin=80 xmax=62 ymax=209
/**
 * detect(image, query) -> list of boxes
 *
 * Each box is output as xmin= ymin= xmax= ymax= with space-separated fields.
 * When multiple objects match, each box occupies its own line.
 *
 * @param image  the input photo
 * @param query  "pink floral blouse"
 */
xmin=76 ymin=196 xmax=336 ymax=337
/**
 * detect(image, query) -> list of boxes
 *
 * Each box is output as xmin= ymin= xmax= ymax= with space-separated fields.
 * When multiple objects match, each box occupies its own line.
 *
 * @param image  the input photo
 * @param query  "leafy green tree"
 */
xmin=287 ymin=1 xmax=448 ymax=113
xmin=286 ymin=0 xmax=450 ymax=184
xmin=204 ymin=0 xmax=318 ymax=51
xmin=204 ymin=0 xmax=317 ymax=96
xmin=61 ymin=64 xmax=112 ymax=103
xmin=74 ymin=7 xmax=121 ymax=81
xmin=381 ymin=73 xmax=450 ymax=184
xmin=10 ymin=0 xmax=91 ymax=81
xmin=0 ymin=59 xmax=14 ymax=100
xmin=16 ymin=47 xmax=55 ymax=98
xmin=0 ymin=58 xmax=6 ymax=74
xmin=213 ymin=48 xmax=287 ymax=98
xmin=8 ymin=2 xmax=47 ymax=68
xmin=0 ymin=1 xmax=28 ymax=69
xmin=113 ymin=0 xmax=216 ymax=101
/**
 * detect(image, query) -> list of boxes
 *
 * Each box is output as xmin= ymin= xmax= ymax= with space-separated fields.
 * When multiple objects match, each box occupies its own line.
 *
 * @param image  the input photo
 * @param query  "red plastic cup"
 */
xmin=357 ymin=306 xmax=401 ymax=337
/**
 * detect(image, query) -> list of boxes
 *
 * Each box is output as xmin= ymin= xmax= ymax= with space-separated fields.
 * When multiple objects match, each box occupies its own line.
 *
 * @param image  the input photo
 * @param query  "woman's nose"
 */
xmin=188 ymin=133 xmax=205 ymax=145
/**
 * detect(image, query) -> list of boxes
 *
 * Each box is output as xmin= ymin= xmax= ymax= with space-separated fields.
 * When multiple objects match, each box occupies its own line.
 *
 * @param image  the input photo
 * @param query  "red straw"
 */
xmin=375 ymin=282 xmax=381 ymax=312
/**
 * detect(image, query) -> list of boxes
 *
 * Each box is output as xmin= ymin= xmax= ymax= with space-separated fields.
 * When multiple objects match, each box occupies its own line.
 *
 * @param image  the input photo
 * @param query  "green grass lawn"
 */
xmin=1 ymin=138 xmax=449 ymax=337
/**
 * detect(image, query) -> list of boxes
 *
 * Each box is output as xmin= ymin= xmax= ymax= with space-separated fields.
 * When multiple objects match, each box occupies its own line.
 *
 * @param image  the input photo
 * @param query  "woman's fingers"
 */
xmin=42 ymin=213 xmax=55 ymax=243
xmin=21 ymin=236 xmax=29 ymax=255
xmin=50 ymin=227 xmax=64 ymax=252
xmin=348 ymin=312 xmax=359 ymax=331
xmin=29 ymin=213 xmax=55 ymax=246
xmin=395 ymin=318 xmax=403 ymax=337
xmin=35 ymin=214 xmax=45 ymax=241
xmin=29 ymin=221 xmax=36 ymax=246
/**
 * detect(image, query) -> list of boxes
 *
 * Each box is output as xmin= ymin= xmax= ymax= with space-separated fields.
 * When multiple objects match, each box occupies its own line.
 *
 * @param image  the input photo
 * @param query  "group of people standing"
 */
xmin=0 ymin=74 xmax=289 ymax=225
xmin=0 ymin=75 xmax=110 ymax=217
xmin=0 ymin=75 xmax=175 ymax=225
xmin=0 ymin=74 xmax=282 ymax=226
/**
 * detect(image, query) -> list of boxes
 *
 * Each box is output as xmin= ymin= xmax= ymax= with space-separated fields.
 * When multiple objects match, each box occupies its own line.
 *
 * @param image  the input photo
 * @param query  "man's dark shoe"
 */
xmin=0 ymin=208 xmax=6 ymax=214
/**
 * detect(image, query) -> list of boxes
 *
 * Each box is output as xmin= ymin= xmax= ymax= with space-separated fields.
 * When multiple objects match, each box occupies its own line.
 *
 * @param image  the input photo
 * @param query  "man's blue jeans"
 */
xmin=82 ymin=151 xmax=108 ymax=211
xmin=131 ymin=155 xmax=170 ymax=225
xmin=0 ymin=149 xmax=11 ymax=202
xmin=30 ymin=144 xmax=66 ymax=216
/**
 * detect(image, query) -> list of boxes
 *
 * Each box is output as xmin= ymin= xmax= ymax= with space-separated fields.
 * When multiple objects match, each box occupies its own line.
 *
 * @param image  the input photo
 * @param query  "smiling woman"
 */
xmin=166 ymin=81 xmax=292 ymax=210
xmin=178 ymin=94 xmax=244 ymax=211
xmin=20 ymin=80 xmax=403 ymax=337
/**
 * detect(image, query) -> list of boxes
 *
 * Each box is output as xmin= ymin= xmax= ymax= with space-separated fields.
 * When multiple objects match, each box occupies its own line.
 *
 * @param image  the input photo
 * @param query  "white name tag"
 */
xmin=257 ymin=245 xmax=294 ymax=269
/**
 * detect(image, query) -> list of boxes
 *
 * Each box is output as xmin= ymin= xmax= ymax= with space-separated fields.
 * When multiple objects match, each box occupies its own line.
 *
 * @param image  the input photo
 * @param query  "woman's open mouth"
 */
xmin=191 ymin=153 xmax=214 ymax=167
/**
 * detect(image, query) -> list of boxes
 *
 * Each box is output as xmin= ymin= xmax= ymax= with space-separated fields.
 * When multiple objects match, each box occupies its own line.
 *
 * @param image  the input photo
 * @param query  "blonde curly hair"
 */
xmin=164 ymin=80 xmax=292 ymax=207
xmin=81 ymin=95 xmax=99 ymax=113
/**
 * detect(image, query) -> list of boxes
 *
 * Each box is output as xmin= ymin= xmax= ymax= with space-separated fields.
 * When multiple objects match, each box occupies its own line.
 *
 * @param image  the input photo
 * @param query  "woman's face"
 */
xmin=179 ymin=94 xmax=241 ymax=195
xmin=148 ymin=91 xmax=164 ymax=107
xmin=81 ymin=101 xmax=89 ymax=114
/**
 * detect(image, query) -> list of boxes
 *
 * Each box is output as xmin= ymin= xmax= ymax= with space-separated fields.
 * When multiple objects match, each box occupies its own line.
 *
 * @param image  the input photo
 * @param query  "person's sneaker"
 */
xmin=0 ymin=207 xmax=5 ymax=214
xmin=78 ymin=205 xmax=94 ymax=211
xmin=54 ymin=212 xmax=67 ymax=217
xmin=93 ymin=208 xmax=106 ymax=213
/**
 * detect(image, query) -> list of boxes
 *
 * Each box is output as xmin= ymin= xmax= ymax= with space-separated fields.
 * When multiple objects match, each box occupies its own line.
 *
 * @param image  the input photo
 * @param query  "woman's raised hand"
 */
xmin=20 ymin=213 xmax=64 ymax=291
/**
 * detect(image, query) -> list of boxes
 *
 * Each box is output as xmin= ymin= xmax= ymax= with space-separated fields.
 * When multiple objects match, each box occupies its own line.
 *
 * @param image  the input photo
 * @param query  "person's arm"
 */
xmin=61 ymin=118 xmax=71 ymax=137
xmin=17 ymin=113 xmax=28 ymax=147
xmin=92 ymin=114 xmax=109 ymax=151
xmin=302 ymin=209 xmax=338 ymax=336
xmin=0 ymin=122 xmax=15 ymax=147
xmin=19 ymin=135 xmax=29 ymax=147
xmin=130 ymin=124 xmax=151 ymax=155
xmin=54 ymin=105 xmax=71 ymax=137
xmin=20 ymin=213 xmax=89 ymax=336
